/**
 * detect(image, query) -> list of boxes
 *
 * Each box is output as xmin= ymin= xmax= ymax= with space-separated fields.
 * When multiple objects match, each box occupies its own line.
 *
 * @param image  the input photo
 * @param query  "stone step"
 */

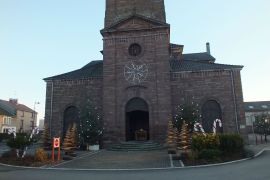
xmin=108 ymin=141 xmax=164 ymax=151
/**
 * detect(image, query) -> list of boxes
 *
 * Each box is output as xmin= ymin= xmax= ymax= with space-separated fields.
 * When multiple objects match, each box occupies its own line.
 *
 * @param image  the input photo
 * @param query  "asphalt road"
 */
xmin=0 ymin=151 xmax=270 ymax=180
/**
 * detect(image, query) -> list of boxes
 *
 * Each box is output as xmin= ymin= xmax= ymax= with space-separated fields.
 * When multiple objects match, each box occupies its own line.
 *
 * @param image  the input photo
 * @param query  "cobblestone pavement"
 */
xmin=1 ymin=134 xmax=270 ymax=170
xmin=53 ymin=150 xmax=171 ymax=169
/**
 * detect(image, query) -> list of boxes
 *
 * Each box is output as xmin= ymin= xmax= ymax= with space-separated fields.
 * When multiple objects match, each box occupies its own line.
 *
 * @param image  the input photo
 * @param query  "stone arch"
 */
xmin=201 ymin=100 xmax=222 ymax=133
xmin=63 ymin=106 xmax=80 ymax=136
xmin=125 ymin=97 xmax=149 ymax=141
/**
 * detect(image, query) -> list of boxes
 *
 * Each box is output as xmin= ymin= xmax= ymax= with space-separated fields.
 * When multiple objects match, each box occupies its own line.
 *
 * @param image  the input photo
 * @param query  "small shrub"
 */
xmin=35 ymin=148 xmax=49 ymax=162
xmin=219 ymin=134 xmax=244 ymax=154
xmin=6 ymin=135 xmax=32 ymax=149
xmin=198 ymin=149 xmax=222 ymax=160
xmin=191 ymin=134 xmax=220 ymax=151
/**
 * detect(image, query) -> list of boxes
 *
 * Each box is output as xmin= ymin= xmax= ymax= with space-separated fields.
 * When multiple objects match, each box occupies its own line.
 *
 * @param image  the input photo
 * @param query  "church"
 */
xmin=44 ymin=0 xmax=246 ymax=146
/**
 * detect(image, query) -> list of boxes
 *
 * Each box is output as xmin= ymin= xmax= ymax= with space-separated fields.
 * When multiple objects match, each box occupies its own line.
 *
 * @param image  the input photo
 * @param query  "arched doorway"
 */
xmin=202 ymin=100 xmax=222 ymax=133
xmin=63 ymin=106 xmax=80 ymax=135
xmin=125 ymin=98 xmax=149 ymax=141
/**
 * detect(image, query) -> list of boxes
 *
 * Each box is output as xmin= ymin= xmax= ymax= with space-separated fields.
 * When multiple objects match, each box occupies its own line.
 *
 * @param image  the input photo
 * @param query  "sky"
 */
xmin=0 ymin=0 xmax=270 ymax=122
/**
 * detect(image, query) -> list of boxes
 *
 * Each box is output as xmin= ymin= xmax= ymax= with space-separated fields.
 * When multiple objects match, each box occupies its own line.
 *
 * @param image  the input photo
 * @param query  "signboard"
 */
xmin=52 ymin=137 xmax=61 ymax=161
xmin=53 ymin=138 xmax=60 ymax=148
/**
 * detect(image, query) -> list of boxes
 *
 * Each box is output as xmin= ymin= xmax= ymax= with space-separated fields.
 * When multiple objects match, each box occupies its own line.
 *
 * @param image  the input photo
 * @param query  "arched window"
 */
xmin=202 ymin=100 xmax=222 ymax=133
xmin=63 ymin=106 xmax=79 ymax=135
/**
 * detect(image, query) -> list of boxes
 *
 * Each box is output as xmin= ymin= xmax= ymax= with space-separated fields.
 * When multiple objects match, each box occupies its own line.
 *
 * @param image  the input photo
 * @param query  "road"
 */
xmin=0 ymin=151 xmax=270 ymax=180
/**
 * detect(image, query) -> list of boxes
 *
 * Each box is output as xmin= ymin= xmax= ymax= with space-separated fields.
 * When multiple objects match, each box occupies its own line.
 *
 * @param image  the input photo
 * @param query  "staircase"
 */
xmin=109 ymin=141 xmax=164 ymax=151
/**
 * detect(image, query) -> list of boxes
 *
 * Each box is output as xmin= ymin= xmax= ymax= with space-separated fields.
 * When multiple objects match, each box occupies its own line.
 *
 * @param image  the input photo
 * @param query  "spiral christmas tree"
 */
xmin=180 ymin=120 xmax=190 ymax=152
xmin=167 ymin=117 xmax=176 ymax=149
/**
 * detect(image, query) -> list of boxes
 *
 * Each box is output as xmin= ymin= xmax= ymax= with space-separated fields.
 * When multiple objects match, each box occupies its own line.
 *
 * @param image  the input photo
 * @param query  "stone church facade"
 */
xmin=44 ymin=0 xmax=246 ymax=146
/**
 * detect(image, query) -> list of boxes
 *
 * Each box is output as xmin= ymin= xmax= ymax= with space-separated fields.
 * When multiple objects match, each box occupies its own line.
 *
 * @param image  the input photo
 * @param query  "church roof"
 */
xmin=182 ymin=52 xmax=216 ymax=63
xmin=44 ymin=60 xmax=103 ymax=81
xmin=44 ymin=55 xmax=243 ymax=81
xmin=170 ymin=59 xmax=243 ymax=72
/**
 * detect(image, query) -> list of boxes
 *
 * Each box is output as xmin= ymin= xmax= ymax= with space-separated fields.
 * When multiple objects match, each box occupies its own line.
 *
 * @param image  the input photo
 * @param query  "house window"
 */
xmin=30 ymin=121 xmax=35 ymax=130
xmin=249 ymin=106 xmax=254 ymax=109
xmin=3 ymin=116 xmax=12 ymax=125
xmin=262 ymin=105 xmax=268 ymax=109
xmin=20 ymin=119 xmax=24 ymax=132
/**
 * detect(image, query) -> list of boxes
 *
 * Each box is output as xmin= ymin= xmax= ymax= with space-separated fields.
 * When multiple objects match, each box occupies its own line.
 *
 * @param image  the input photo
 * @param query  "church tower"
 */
xmin=105 ymin=0 xmax=166 ymax=27
xmin=102 ymin=0 xmax=172 ymax=145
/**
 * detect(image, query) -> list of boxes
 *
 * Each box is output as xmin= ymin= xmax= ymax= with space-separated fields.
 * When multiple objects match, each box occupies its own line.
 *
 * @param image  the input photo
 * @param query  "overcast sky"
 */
xmin=0 ymin=0 xmax=269 ymax=121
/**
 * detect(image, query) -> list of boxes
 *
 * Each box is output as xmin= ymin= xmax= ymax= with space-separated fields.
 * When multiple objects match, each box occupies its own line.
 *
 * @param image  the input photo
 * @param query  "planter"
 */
xmin=89 ymin=145 xmax=99 ymax=151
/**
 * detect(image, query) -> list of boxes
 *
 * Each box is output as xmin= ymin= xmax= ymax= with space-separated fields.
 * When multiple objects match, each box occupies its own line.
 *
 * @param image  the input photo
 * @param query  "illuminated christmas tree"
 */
xmin=180 ymin=120 xmax=190 ymax=152
xmin=80 ymin=99 xmax=103 ymax=147
xmin=174 ymin=97 xmax=201 ymax=133
xmin=167 ymin=117 xmax=176 ymax=153
xmin=62 ymin=125 xmax=75 ymax=153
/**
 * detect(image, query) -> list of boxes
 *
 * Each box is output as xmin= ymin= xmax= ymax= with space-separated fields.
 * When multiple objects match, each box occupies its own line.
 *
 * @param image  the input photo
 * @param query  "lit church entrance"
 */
xmin=125 ymin=98 xmax=149 ymax=141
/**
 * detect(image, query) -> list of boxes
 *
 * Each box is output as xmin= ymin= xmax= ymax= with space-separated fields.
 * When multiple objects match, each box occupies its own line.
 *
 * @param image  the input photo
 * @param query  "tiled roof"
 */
xmin=182 ymin=52 xmax=216 ymax=62
xmin=170 ymin=59 xmax=243 ymax=72
xmin=45 ymin=58 xmax=243 ymax=81
xmin=0 ymin=99 xmax=35 ymax=116
xmin=44 ymin=60 xmax=103 ymax=81
xmin=244 ymin=101 xmax=270 ymax=112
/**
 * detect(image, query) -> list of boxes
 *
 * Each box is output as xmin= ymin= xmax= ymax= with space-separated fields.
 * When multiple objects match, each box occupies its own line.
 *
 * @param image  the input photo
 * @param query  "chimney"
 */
xmin=170 ymin=44 xmax=183 ymax=59
xmin=9 ymin=98 xmax=18 ymax=104
xmin=206 ymin=42 xmax=211 ymax=54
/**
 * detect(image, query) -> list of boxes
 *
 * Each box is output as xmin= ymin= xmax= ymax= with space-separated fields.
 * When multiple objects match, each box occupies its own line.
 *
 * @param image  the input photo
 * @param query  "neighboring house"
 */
xmin=244 ymin=101 xmax=270 ymax=133
xmin=0 ymin=99 xmax=37 ymax=133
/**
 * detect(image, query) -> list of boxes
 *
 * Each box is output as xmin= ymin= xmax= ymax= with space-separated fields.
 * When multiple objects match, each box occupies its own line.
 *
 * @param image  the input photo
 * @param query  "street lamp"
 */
xmin=264 ymin=118 xmax=269 ymax=143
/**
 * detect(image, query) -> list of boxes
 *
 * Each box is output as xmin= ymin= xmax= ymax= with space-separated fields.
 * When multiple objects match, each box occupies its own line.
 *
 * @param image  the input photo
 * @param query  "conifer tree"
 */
xmin=42 ymin=124 xmax=51 ymax=148
xmin=80 ymin=99 xmax=103 ymax=146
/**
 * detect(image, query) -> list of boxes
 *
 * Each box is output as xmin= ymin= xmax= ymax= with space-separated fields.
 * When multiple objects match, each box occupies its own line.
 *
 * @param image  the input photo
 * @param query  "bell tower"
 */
xmin=105 ymin=0 xmax=166 ymax=27
xmin=102 ymin=0 xmax=172 ymax=145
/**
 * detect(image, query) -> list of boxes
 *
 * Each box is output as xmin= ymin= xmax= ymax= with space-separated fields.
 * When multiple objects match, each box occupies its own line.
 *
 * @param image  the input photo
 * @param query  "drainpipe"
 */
xmin=230 ymin=70 xmax=240 ymax=134
xmin=50 ymin=81 xmax=54 ymax=137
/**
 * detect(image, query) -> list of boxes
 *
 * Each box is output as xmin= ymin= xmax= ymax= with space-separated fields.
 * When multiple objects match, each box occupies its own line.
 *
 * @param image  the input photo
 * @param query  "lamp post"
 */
xmin=251 ymin=117 xmax=257 ymax=145
xmin=264 ymin=118 xmax=269 ymax=143
xmin=33 ymin=101 xmax=40 ymax=130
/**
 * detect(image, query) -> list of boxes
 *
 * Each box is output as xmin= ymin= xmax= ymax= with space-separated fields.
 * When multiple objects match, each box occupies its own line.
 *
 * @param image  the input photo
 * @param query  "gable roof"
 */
xmin=44 ymin=60 xmax=103 ymax=81
xmin=244 ymin=101 xmax=270 ymax=112
xmin=170 ymin=59 xmax=243 ymax=72
xmin=0 ymin=99 xmax=35 ymax=116
xmin=0 ymin=100 xmax=16 ymax=116
xmin=101 ymin=13 xmax=170 ymax=34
